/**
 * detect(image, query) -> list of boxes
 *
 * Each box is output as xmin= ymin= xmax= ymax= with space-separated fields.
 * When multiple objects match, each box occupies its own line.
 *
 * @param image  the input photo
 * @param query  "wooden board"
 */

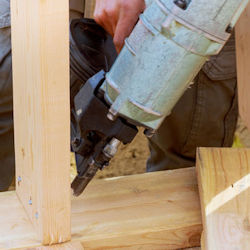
xmin=11 ymin=0 xmax=71 ymax=245
xmin=84 ymin=0 xmax=96 ymax=18
xmin=0 ymin=168 xmax=202 ymax=249
xmin=21 ymin=242 xmax=84 ymax=250
xmin=196 ymin=148 xmax=250 ymax=250
xmin=236 ymin=3 xmax=250 ymax=131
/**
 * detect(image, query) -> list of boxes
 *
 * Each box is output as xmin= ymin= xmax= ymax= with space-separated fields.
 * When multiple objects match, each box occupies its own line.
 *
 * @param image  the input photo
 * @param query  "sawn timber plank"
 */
xmin=236 ymin=2 xmax=250 ymax=131
xmin=0 ymin=167 xmax=202 ymax=249
xmin=196 ymin=148 xmax=250 ymax=250
xmin=11 ymin=0 xmax=71 ymax=245
xmin=84 ymin=0 xmax=96 ymax=18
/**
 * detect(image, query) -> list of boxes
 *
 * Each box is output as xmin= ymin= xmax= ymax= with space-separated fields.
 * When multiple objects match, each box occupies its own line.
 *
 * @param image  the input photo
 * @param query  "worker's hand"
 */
xmin=94 ymin=0 xmax=146 ymax=52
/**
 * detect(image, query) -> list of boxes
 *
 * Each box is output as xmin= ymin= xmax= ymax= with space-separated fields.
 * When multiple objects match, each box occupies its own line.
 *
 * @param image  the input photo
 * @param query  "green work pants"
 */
xmin=147 ymin=34 xmax=237 ymax=171
xmin=0 ymin=0 xmax=14 ymax=190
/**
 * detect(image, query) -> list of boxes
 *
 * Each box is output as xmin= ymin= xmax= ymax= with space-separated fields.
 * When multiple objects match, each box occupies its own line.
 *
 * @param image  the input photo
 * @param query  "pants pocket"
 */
xmin=182 ymin=71 xmax=238 ymax=158
xmin=202 ymin=33 xmax=236 ymax=81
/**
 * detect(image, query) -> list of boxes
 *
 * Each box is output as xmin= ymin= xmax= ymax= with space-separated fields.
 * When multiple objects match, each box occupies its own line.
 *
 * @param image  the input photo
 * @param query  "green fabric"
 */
xmin=147 ymin=34 xmax=238 ymax=171
xmin=0 ymin=0 xmax=14 ymax=190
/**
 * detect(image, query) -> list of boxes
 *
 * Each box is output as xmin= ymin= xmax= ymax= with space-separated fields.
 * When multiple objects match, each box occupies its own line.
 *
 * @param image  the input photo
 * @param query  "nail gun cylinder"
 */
xmin=101 ymin=0 xmax=248 ymax=130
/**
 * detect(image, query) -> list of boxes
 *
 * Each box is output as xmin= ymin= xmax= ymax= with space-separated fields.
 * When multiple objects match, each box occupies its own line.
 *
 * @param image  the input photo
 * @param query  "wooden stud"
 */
xmin=196 ymin=148 xmax=250 ymax=250
xmin=11 ymin=0 xmax=71 ymax=244
xmin=84 ymin=0 xmax=96 ymax=19
xmin=236 ymin=3 xmax=250 ymax=131
xmin=0 ymin=168 xmax=202 ymax=249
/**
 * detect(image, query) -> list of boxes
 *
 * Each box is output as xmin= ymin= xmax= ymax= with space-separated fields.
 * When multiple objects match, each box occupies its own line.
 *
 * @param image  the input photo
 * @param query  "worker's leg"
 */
xmin=0 ymin=0 xmax=15 ymax=190
xmin=147 ymin=34 xmax=237 ymax=171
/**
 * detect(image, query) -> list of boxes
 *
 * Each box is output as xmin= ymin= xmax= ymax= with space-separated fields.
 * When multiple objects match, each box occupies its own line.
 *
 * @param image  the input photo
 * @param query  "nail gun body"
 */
xmin=71 ymin=70 xmax=137 ymax=196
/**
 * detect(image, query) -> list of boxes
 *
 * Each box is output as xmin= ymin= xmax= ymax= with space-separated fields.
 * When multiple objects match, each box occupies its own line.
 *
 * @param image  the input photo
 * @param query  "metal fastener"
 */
xmin=144 ymin=129 xmax=156 ymax=138
xmin=17 ymin=176 xmax=22 ymax=186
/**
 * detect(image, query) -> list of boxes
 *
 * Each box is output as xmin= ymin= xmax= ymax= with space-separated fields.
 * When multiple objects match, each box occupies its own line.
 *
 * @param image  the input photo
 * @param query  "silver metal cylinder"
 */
xmin=102 ymin=0 xmax=248 ymax=130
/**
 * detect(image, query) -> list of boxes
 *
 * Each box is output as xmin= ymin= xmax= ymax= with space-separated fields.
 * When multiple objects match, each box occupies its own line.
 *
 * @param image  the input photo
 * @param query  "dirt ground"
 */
xmin=104 ymin=118 xmax=250 ymax=179
xmin=96 ymin=129 xmax=149 ymax=179
xmin=70 ymin=129 xmax=149 ymax=180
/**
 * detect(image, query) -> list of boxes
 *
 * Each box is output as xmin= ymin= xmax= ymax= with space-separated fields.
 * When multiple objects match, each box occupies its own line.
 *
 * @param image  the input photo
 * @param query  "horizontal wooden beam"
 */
xmin=0 ymin=167 xmax=202 ymax=249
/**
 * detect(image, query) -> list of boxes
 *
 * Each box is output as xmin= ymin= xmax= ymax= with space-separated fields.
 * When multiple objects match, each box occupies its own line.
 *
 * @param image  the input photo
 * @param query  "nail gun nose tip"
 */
xmin=71 ymin=188 xmax=81 ymax=197
xmin=71 ymin=184 xmax=82 ymax=197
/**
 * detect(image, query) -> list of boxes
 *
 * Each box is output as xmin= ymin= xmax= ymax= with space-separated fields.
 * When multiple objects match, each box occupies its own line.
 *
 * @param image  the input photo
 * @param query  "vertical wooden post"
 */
xmin=196 ymin=148 xmax=250 ymax=250
xmin=11 ymin=0 xmax=71 ymax=245
xmin=84 ymin=0 xmax=152 ymax=19
xmin=84 ymin=0 xmax=96 ymax=18
xmin=236 ymin=3 xmax=250 ymax=131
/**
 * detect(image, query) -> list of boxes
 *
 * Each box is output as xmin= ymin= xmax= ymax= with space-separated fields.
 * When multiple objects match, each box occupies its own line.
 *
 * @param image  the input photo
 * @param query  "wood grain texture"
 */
xmin=11 ymin=0 xmax=71 ymax=244
xmin=22 ymin=242 xmax=84 ymax=250
xmin=0 ymin=168 xmax=202 ymax=249
xmin=84 ymin=0 xmax=96 ymax=18
xmin=196 ymin=148 xmax=250 ymax=250
xmin=183 ymin=248 xmax=201 ymax=250
xmin=236 ymin=3 xmax=250 ymax=131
